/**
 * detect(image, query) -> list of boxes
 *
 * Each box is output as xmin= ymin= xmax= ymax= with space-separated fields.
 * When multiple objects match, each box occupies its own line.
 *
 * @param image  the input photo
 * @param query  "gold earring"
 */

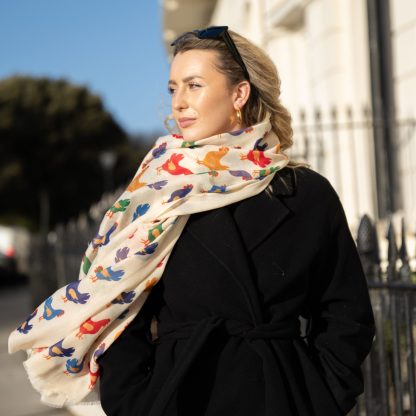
xmin=236 ymin=109 xmax=242 ymax=125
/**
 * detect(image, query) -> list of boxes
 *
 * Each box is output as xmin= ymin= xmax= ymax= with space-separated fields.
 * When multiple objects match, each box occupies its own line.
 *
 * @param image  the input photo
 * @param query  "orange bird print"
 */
xmin=145 ymin=277 xmax=159 ymax=291
xmin=156 ymin=153 xmax=193 ymax=175
xmin=127 ymin=165 xmax=149 ymax=192
xmin=240 ymin=149 xmax=271 ymax=168
xmin=76 ymin=317 xmax=110 ymax=339
xmin=197 ymin=146 xmax=229 ymax=171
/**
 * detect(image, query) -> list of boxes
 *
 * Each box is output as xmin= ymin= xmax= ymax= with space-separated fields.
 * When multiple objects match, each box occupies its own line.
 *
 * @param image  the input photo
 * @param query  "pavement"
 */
xmin=0 ymin=284 xmax=104 ymax=416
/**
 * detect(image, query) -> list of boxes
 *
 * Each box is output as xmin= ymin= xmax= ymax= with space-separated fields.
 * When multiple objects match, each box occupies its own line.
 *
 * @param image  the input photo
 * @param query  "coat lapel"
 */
xmin=232 ymin=167 xmax=297 ymax=252
xmin=186 ymin=168 xmax=297 ymax=323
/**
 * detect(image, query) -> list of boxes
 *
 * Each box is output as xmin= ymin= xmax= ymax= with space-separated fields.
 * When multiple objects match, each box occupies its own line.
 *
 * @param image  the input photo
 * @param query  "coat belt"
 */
xmin=147 ymin=316 xmax=301 ymax=416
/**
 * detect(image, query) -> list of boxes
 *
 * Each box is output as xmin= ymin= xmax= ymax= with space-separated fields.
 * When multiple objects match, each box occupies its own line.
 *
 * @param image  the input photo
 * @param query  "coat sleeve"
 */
xmin=305 ymin=189 xmax=376 ymax=415
xmin=97 ymin=285 xmax=162 ymax=416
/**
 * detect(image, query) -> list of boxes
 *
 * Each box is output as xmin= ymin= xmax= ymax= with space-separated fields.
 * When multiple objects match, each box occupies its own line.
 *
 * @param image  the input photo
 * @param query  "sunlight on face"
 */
xmin=168 ymin=49 xmax=240 ymax=141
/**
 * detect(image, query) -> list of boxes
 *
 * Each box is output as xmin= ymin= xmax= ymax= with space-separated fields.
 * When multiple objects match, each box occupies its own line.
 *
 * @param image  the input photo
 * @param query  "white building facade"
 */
xmin=162 ymin=0 xmax=416 ymax=258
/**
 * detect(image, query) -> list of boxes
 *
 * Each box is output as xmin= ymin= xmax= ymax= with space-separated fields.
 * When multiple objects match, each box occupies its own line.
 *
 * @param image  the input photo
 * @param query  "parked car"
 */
xmin=0 ymin=225 xmax=28 ymax=286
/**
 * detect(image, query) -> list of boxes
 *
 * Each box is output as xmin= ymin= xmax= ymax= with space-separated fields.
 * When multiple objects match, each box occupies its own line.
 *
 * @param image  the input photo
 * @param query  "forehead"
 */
xmin=169 ymin=49 xmax=220 ymax=79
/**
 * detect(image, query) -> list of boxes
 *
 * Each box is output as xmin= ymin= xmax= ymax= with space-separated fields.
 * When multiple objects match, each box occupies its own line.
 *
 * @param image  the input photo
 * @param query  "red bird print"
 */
xmin=76 ymin=317 xmax=110 ymax=339
xmin=240 ymin=149 xmax=271 ymax=167
xmin=156 ymin=153 xmax=193 ymax=175
xmin=87 ymin=361 xmax=100 ymax=390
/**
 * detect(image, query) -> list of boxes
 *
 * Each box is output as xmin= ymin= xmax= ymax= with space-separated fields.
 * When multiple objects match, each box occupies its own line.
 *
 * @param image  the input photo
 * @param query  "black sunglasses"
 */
xmin=170 ymin=25 xmax=250 ymax=82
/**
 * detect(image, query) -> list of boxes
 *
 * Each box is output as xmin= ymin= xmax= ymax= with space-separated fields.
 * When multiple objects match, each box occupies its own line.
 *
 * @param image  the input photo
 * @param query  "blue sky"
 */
xmin=0 ymin=0 xmax=171 ymax=136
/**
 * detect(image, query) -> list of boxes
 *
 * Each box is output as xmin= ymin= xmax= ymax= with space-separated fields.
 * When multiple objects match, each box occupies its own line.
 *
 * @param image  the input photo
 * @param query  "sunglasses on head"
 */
xmin=170 ymin=25 xmax=251 ymax=82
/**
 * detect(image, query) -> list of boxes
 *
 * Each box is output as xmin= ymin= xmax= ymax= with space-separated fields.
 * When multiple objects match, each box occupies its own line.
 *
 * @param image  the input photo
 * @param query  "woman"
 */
xmin=97 ymin=27 xmax=375 ymax=415
xmin=8 ymin=26 xmax=375 ymax=416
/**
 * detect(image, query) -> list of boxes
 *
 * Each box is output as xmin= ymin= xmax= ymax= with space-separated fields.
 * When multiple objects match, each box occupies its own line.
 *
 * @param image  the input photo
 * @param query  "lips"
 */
xmin=178 ymin=118 xmax=196 ymax=128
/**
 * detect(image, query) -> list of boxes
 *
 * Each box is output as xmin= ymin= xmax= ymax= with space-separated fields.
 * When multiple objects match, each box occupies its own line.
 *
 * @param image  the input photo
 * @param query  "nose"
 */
xmin=172 ymin=86 xmax=189 ymax=112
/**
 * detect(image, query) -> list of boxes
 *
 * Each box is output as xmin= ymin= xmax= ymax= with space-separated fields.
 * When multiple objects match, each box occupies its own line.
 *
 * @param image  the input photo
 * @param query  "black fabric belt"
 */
xmin=147 ymin=316 xmax=301 ymax=416
xmin=156 ymin=316 xmax=301 ymax=340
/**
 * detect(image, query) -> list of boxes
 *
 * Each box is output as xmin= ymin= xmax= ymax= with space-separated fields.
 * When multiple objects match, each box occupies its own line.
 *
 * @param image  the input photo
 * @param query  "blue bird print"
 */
xmin=132 ymin=203 xmax=150 ymax=221
xmin=135 ymin=242 xmax=158 ymax=256
xmin=17 ymin=308 xmax=38 ymax=334
xmin=92 ymin=222 xmax=118 ymax=249
xmin=206 ymin=185 xmax=227 ymax=193
xmin=39 ymin=297 xmax=64 ymax=321
xmin=253 ymin=137 xmax=268 ymax=151
xmin=111 ymin=291 xmax=136 ymax=305
xmin=65 ymin=357 xmax=85 ymax=374
xmin=61 ymin=281 xmax=90 ymax=304
xmin=117 ymin=309 xmax=129 ymax=319
xmin=44 ymin=339 xmax=75 ymax=360
xmin=91 ymin=266 xmax=125 ymax=283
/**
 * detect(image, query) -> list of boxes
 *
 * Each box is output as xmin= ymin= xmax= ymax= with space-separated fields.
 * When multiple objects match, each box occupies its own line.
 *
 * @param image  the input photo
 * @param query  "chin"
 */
xmin=185 ymin=129 xmax=221 ymax=142
xmin=181 ymin=129 xmax=200 ymax=142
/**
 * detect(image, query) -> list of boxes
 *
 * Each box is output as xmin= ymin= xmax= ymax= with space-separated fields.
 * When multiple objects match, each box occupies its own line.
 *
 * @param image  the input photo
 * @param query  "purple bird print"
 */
xmin=17 ymin=308 xmax=38 ymax=334
xmin=61 ymin=281 xmax=90 ymax=305
xmin=93 ymin=342 xmax=106 ymax=362
xmin=44 ymin=339 xmax=75 ymax=360
xmin=229 ymin=127 xmax=246 ymax=136
xmin=152 ymin=142 xmax=167 ymax=158
xmin=147 ymin=180 xmax=168 ymax=190
xmin=91 ymin=222 xmax=118 ymax=249
xmin=229 ymin=126 xmax=254 ymax=136
xmin=115 ymin=247 xmax=130 ymax=263
xmin=39 ymin=296 xmax=64 ymax=321
xmin=228 ymin=170 xmax=253 ymax=181
xmin=163 ymin=184 xmax=193 ymax=204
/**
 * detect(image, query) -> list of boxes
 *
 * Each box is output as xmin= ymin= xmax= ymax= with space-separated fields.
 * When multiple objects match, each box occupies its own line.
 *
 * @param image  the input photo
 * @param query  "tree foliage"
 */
xmin=0 ymin=75 xmax=148 ymax=231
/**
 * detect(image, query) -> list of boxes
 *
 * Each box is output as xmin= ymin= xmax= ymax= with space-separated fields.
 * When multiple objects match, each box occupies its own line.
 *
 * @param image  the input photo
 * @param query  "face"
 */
xmin=168 ymin=49 xmax=248 ymax=141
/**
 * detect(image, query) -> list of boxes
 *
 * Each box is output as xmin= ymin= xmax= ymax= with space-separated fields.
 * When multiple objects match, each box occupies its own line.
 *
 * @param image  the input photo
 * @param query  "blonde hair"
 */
xmin=167 ymin=28 xmax=310 ymax=173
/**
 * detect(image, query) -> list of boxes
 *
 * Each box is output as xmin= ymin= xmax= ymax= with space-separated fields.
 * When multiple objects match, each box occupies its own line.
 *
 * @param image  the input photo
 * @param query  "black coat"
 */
xmin=97 ymin=166 xmax=376 ymax=416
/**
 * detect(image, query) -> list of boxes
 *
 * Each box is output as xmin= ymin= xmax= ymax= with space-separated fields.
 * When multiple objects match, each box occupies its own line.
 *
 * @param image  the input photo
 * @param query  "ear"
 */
xmin=232 ymin=81 xmax=251 ymax=110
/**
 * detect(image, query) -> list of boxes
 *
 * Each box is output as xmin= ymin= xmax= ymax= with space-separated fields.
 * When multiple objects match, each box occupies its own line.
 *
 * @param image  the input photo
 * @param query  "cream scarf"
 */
xmin=8 ymin=113 xmax=289 ymax=407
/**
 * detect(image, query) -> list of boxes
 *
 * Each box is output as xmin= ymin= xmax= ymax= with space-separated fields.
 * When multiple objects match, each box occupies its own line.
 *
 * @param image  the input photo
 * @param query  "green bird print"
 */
xmin=141 ymin=223 xmax=164 ymax=247
xmin=106 ymin=199 xmax=131 ymax=218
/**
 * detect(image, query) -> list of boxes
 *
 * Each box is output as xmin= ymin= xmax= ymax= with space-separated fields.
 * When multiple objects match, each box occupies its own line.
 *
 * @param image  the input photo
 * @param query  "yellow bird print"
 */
xmin=197 ymin=146 xmax=229 ymax=171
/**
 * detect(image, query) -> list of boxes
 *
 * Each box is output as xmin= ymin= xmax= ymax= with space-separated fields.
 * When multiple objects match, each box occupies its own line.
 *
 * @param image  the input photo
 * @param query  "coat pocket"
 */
xmin=293 ymin=339 xmax=346 ymax=416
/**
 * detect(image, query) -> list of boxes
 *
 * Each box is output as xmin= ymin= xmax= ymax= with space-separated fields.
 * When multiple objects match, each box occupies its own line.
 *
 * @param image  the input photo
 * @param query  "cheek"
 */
xmin=195 ymin=89 xmax=233 ymax=120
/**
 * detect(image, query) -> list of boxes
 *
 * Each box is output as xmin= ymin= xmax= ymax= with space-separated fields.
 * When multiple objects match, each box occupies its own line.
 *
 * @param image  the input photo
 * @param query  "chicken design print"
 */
xmin=7 ymin=115 xmax=290 ymax=408
xmin=197 ymin=146 xmax=229 ymax=176
xmin=156 ymin=153 xmax=194 ymax=175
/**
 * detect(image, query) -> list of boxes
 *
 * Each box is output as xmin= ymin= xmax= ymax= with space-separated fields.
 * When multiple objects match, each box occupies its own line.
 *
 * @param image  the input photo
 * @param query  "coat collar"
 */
xmin=186 ymin=168 xmax=297 ymax=323
xmin=232 ymin=167 xmax=296 ymax=252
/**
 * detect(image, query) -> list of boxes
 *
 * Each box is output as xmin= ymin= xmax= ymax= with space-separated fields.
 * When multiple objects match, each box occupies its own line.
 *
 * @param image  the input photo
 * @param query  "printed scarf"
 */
xmin=8 ymin=113 xmax=289 ymax=407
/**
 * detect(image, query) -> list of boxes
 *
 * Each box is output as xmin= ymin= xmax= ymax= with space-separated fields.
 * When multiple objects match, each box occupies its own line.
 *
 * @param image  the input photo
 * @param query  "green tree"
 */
xmin=0 ymin=75 xmax=148 ymax=231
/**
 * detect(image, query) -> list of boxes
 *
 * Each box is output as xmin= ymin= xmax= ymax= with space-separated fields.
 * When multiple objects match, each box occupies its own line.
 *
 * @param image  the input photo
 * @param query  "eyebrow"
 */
xmin=168 ymin=75 xmax=204 ymax=86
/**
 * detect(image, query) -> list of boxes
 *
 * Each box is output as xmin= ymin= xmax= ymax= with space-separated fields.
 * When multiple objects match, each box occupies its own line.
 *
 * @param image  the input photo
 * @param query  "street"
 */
xmin=0 ymin=284 xmax=72 ymax=416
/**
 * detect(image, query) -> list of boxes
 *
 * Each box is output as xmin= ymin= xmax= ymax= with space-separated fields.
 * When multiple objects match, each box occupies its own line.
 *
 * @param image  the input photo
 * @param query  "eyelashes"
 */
xmin=167 ymin=82 xmax=202 ymax=95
